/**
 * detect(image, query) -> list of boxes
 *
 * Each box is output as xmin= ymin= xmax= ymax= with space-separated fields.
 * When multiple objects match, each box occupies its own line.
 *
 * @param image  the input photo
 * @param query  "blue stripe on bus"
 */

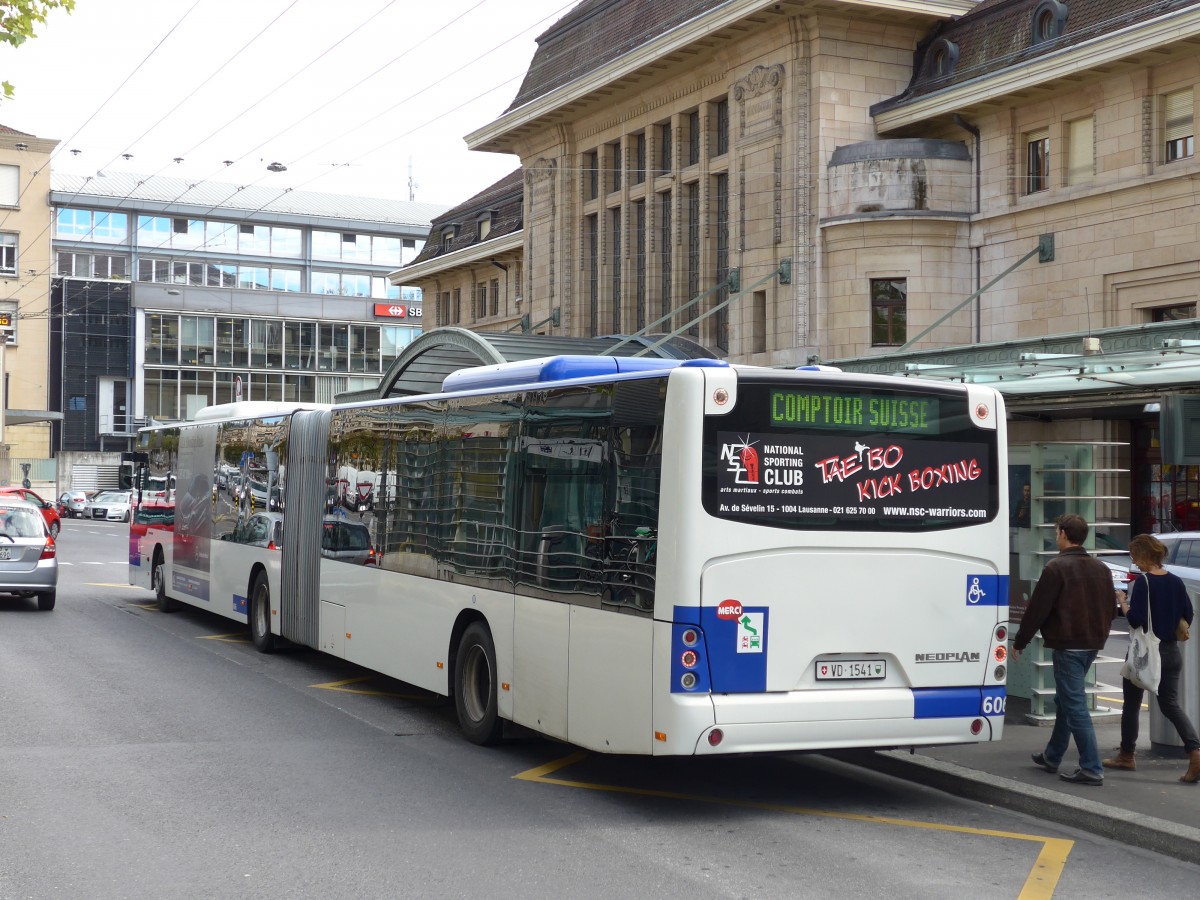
xmin=965 ymin=574 xmax=1007 ymax=607
xmin=233 ymin=594 xmax=248 ymax=615
xmin=913 ymin=686 xmax=1006 ymax=719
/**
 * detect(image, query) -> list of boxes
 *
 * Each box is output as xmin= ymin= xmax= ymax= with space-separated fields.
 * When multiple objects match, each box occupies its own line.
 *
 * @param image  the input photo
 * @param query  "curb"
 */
xmin=831 ymin=749 xmax=1200 ymax=865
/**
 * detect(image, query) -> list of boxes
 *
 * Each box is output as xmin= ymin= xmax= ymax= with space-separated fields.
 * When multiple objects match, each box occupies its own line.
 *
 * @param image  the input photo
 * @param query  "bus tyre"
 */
xmin=454 ymin=622 xmax=503 ymax=745
xmin=153 ymin=556 xmax=177 ymax=612
xmin=250 ymin=574 xmax=276 ymax=653
xmin=37 ymin=591 xmax=56 ymax=611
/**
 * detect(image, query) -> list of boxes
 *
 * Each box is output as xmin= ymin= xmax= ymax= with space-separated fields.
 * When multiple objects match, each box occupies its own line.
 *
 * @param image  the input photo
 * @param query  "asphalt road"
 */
xmin=3 ymin=520 xmax=1199 ymax=899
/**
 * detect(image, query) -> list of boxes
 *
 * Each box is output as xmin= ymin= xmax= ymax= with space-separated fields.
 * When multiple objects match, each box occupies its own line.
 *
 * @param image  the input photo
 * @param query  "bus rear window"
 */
xmin=702 ymin=381 xmax=999 ymax=531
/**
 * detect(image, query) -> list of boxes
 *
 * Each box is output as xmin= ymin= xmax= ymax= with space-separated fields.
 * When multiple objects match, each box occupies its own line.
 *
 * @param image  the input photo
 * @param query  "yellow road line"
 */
xmin=85 ymin=583 xmax=139 ymax=588
xmin=515 ymin=752 xmax=1072 ymax=899
xmin=198 ymin=632 xmax=251 ymax=643
xmin=309 ymin=675 xmax=432 ymax=700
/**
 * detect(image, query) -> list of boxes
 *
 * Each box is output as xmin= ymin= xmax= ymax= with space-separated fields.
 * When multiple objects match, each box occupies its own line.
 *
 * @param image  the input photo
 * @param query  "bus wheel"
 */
xmin=250 ymin=573 xmax=276 ymax=653
xmin=454 ymin=622 xmax=502 ymax=745
xmin=153 ymin=555 xmax=177 ymax=612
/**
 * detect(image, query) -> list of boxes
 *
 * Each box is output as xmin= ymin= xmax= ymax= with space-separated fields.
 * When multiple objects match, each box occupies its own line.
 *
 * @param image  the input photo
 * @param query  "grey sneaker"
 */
xmin=1059 ymin=768 xmax=1103 ymax=786
xmin=1031 ymin=752 xmax=1059 ymax=773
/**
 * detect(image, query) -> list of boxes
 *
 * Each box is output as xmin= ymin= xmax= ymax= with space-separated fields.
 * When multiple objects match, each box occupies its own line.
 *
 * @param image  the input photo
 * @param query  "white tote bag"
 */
xmin=1120 ymin=574 xmax=1162 ymax=693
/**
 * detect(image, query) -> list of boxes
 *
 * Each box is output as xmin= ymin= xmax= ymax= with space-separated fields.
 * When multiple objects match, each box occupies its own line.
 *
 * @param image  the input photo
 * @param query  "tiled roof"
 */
xmin=48 ymin=171 xmax=447 ymax=227
xmin=877 ymin=0 xmax=1198 ymax=113
xmin=508 ymin=0 xmax=724 ymax=112
xmin=408 ymin=169 xmax=524 ymax=266
xmin=0 ymin=123 xmax=35 ymax=136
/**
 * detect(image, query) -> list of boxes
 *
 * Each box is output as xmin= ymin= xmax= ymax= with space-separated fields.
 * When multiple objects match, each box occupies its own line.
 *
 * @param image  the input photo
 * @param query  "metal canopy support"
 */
xmin=898 ymin=241 xmax=1045 ymax=353
xmin=604 ymin=264 xmax=785 ymax=357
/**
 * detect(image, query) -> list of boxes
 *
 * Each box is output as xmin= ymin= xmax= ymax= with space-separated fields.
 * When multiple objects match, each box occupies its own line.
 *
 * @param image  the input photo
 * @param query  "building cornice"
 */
xmin=467 ymin=0 xmax=972 ymax=153
xmin=391 ymin=231 xmax=523 ymax=284
xmin=875 ymin=5 xmax=1200 ymax=131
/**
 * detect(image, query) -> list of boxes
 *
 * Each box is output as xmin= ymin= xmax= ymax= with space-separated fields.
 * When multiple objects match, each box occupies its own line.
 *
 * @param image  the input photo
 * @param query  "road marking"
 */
xmin=309 ymin=675 xmax=433 ymax=700
xmin=515 ymin=752 xmax=1073 ymax=900
xmin=1097 ymin=695 xmax=1149 ymax=710
xmin=198 ymin=632 xmax=251 ymax=643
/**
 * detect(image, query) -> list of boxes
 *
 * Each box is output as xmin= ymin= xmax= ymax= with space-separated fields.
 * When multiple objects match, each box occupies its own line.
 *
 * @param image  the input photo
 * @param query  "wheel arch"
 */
xmin=447 ymin=608 xmax=489 ymax=697
xmin=247 ymin=561 xmax=270 ymax=605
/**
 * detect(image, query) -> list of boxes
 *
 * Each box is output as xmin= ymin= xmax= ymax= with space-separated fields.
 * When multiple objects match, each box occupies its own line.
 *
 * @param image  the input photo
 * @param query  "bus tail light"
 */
xmin=994 ymin=624 xmax=1007 ymax=642
xmin=672 ymin=622 xmax=710 ymax=693
xmin=707 ymin=728 xmax=724 ymax=747
xmin=994 ymin=665 xmax=1006 ymax=680
xmin=970 ymin=719 xmax=983 ymax=735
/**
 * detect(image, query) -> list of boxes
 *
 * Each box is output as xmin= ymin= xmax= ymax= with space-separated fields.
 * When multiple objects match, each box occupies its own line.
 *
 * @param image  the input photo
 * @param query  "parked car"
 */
xmin=57 ymin=489 xmax=90 ymax=519
xmin=0 ymin=487 xmax=62 ymax=538
xmin=85 ymin=490 xmax=134 ymax=522
xmin=0 ymin=497 xmax=58 ymax=610
xmin=320 ymin=517 xmax=377 ymax=565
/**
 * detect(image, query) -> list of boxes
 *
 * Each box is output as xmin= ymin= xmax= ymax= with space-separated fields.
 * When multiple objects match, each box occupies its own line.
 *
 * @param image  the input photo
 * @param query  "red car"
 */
xmin=0 ymin=487 xmax=62 ymax=538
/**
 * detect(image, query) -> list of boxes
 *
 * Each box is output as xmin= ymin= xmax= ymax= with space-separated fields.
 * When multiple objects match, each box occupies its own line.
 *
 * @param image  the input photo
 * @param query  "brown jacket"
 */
xmin=1013 ymin=546 xmax=1115 ymax=652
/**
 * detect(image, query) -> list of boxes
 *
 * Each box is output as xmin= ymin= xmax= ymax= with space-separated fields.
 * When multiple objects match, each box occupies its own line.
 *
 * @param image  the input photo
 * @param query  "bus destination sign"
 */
xmin=770 ymin=389 xmax=939 ymax=435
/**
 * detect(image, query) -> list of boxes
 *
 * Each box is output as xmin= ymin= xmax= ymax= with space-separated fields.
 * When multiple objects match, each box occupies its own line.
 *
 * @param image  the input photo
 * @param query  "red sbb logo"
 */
xmin=716 ymin=600 xmax=743 ymax=620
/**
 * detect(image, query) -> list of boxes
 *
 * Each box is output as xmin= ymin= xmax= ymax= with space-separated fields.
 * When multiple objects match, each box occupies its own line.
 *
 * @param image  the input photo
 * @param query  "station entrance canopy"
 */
xmin=832 ymin=319 xmax=1200 ymax=416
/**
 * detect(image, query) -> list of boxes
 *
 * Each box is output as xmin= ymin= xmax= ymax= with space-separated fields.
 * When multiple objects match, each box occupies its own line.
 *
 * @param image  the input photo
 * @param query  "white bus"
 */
xmin=129 ymin=356 xmax=1009 ymax=755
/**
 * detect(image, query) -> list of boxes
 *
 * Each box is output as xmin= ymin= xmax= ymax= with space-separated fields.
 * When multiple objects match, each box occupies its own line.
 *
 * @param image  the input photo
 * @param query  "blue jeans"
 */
xmin=1044 ymin=649 xmax=1102 ymax=777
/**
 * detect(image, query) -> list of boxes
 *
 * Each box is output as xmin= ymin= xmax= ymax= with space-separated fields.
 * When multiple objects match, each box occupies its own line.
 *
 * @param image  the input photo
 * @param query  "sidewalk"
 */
xmin=834 ymin=696 xmax=1200 ymax=864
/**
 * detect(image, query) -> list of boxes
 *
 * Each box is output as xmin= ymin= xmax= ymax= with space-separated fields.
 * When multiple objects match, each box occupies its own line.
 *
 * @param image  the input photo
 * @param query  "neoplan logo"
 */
xmin=915 ymin=650 xmax=981 ymax=663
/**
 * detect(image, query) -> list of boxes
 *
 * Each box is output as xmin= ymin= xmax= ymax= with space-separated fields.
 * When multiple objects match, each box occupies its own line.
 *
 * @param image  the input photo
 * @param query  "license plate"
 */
xmin=815 ymin=659 xmax=886 ymax=680
xmin=0 ymin=547 xmax=9 ymax=560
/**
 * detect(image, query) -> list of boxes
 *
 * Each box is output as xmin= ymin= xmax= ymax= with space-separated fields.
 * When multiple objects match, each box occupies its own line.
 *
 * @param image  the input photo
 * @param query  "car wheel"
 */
xmin=123 ymin=511 xmax=130 ymax=523
xmin=454 ymin=621 xmax=503 ymax=745
xmin=250 ymin=573 xmax=276 ymax=653
xmin=37 ymin=591 xmax=56 ymax=611
xmin=153 ymin=554 xmax=177 ymax=612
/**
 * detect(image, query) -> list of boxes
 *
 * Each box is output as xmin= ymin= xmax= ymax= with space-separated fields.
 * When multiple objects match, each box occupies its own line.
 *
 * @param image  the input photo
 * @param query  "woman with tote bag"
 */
xmin=1104 ymin=534 xmax=1199 ymax=783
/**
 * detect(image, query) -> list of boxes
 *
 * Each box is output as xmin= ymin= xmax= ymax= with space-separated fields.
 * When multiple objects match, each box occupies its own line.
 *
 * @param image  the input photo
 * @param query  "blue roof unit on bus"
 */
xmin=442 ymin=355 xmax=728 ymax=393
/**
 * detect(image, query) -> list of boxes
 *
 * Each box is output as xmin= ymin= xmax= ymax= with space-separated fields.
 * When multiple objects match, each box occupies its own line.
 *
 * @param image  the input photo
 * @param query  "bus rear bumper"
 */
xmin=685 ymin=689 xmax=1003 ymax=754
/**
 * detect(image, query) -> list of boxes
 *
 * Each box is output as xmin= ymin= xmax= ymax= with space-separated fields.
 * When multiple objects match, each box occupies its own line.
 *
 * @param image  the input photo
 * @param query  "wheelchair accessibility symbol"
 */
xmin=967 ymin=577 xmax=987 ymax=605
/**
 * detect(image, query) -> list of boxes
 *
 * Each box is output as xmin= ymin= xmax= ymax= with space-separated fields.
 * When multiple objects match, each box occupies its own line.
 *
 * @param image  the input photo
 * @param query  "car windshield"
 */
xmin=0 ymin=507 xmax=45 ymax=537
xmin=94 ymin=492 xmax=127 ymax=503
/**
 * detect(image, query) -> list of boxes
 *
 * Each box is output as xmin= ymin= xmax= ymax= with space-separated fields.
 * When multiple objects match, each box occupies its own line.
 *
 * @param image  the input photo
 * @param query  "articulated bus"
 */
xmin=129 ymin=356 xmax=1008 ymax=755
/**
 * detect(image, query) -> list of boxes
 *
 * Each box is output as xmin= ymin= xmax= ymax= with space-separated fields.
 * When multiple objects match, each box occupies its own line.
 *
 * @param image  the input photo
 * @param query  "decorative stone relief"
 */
xmin=733 ymin=64 xmax=784 ymax=144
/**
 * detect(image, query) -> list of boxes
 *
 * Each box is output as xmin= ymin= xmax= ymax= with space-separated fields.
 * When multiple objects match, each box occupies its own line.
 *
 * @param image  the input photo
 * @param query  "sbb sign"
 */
xmin=373 ymin=303 xmax=423 ymax=319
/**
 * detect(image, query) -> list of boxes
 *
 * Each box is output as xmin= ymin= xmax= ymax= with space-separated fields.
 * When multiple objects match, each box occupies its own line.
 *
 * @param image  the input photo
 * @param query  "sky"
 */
xmin=0 ymin=0 xmax=582 ymax=208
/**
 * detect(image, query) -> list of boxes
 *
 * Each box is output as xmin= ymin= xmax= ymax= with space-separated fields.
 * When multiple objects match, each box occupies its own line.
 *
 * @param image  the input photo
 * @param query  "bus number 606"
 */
xmin=982 ymin=695 xmax=1006 ymax=716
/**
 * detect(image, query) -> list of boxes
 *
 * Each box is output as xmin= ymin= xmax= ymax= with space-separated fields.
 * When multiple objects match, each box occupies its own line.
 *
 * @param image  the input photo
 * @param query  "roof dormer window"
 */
xmin=1032 ymin=0 xmax=1067 ymax=45
xmin=929 ymin=39 xmax=959 ymax=77
xmin=440 ymin=226 xmax=457 ymax=253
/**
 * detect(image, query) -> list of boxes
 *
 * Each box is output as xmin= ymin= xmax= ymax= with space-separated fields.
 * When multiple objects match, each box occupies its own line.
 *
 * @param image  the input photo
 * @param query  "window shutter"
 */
xmin=1068 ymin=118 xmax=1093 ymax=184
xmin=0 ymin=164 xmax=19 ymax=206
xmin=1165 ymin=90 xmax=1193 ymax=142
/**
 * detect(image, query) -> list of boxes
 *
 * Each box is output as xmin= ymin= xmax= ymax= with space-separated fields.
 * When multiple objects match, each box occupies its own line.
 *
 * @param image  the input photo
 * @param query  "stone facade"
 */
xmin=468 ymin=1 xmax=939 ymax=366
xmin=463 ymin=0 xmax=1200 ymax=370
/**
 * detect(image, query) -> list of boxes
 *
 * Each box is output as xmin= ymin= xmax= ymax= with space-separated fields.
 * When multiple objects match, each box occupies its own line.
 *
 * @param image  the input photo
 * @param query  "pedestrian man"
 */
xmin=1012 ymin=513 xmax=1116 ymax=786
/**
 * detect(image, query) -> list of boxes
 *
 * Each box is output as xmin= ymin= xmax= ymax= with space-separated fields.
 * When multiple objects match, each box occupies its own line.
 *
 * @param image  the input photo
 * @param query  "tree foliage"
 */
xmin=2 ymin=0 xmax=76 ymax=98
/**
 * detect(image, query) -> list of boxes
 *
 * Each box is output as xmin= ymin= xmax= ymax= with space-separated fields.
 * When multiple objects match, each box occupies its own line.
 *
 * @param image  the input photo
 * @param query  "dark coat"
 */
xmin=1014 ymin=546 xmax=1115 ymax=652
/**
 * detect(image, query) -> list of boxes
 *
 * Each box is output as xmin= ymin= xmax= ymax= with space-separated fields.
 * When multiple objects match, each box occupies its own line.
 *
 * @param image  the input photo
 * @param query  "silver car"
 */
xmin=0 ymin=498 xmax=58 ymax=610
xmin=85 ymin=491 xmax=133 ymax=522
